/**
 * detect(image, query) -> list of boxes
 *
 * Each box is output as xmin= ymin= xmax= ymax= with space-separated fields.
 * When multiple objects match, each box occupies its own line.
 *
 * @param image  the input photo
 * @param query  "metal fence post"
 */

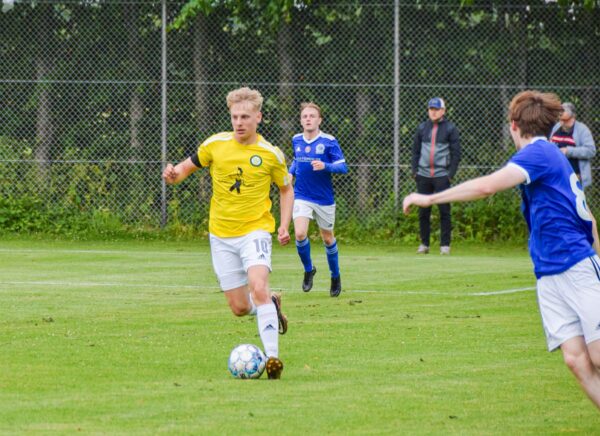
xmin=393 ymin=0 xmax=400 ymax=210
xmin=160 ymin=0 xmax=168 ymax=228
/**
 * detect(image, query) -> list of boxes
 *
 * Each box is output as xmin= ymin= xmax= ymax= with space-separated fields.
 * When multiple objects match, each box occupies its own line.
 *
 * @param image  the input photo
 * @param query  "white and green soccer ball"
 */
xmin=228 ymin=344 xmax=266 ymax=379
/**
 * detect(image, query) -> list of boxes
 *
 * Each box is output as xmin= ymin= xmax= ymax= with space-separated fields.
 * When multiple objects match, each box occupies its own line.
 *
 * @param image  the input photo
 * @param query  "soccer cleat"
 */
xmin=330 ymin=276 xmax=342 ymax=297
xmin=440 ymin=246 xmax=451 ymax=255
xmin=302 ymin=267 xmax=317 ymax=292
xmin=271 ymin=293 xmax=288 ymax=335
xmin=266 ymin=356 xmax=284 ymax=380
xmin=416 ymin=244 xmax=430 ymax=254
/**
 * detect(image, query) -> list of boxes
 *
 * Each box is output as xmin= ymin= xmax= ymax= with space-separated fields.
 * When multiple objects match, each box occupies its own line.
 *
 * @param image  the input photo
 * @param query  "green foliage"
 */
xmin=328 ymin=189 xmax=526 ymax=244
xmin=1 ymin=2 xmax=598 ymax=243
xmin=452 ymin=189 xmax=526 ymax=241
xmin=460 ymin=0 xmax=598 ymax=9
xmin=0 ymin=130 xmax=524 ymax=241
xmin=0 ymin=188 xmax=526 ymax=242
xmin=171 ymin=0 xmax=313 ymax=31
xmin=0 ymin=195 xmax=120 ymax=237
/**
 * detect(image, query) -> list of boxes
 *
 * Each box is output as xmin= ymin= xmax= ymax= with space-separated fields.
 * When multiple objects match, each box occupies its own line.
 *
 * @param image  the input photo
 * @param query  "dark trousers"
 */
xmin=416 ymin=175 xmax=451 ymax=247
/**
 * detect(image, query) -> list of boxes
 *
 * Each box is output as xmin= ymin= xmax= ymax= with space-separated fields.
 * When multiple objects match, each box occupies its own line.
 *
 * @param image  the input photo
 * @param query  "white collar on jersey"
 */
xmin=302 ymin=130 xmax=322 ymax=144
xmin=527 ymin=135 xmax=547 ymax=145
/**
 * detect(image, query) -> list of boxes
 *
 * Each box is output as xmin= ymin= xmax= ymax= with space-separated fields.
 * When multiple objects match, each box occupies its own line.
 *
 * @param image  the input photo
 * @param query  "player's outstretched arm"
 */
xmin=403 ymin=165 xmax=526 ymax=214
xmin=277 ymin=183 xmax=294 ymax=246
xmin=162 ymin=158 xmax=199 ymax=185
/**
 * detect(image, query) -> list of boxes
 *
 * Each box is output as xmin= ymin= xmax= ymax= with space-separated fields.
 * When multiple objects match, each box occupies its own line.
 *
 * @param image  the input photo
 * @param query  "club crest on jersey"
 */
xmin=316 ymin=143 xmax=325 ymax=154
xmin=304 ymin=146 xmax=311 ymax=153
xmin=250 ymin=155 xmax=262 ymax=167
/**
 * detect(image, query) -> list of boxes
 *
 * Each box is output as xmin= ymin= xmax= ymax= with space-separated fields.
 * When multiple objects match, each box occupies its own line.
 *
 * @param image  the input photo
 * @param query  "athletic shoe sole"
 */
xmin=271 ymin=293 xmax=288 ymax=335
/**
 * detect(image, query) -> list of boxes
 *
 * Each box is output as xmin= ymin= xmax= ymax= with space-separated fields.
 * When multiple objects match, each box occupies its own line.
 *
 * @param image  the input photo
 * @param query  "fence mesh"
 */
xmin=1 ymin=1 xmax=599 ymax=232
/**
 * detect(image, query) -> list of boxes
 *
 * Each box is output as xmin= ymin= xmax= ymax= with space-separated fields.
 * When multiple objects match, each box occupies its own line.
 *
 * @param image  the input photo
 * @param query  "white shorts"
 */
xmin=293 ymin=199 xmax=336 ymax=230
xmin=209 ymin=230 xmax=272 ymax=291
xmin=537 ymin=255 xmax=600 ymax=351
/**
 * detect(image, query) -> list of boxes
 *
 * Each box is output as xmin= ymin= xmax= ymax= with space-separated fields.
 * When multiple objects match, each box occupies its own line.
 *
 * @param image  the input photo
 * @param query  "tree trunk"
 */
xmin=500 ymin=8 xmax=528 ymax=149
xmin=193 ymin=13 xmax=211 ymax=203
xmin=277 ymin=20 xmax=295 ymax=151
xmin=34 ymin=4 xmax=56 ymax=181
xmin=579 ymin=12 xmax=595 ymax=122
xmin=193 ymin=13 xmax=210 ymax=131
xmin=126 ymin=2 xmax=144 ymax=158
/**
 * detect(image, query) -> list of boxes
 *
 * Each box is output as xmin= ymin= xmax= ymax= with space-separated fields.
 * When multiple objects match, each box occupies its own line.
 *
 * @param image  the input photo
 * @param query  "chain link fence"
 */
xmin=1 ymin=1 xmax=599 ymax=235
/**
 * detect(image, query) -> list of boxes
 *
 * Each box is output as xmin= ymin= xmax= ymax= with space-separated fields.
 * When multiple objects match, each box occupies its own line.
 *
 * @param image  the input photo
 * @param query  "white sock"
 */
xmin=248 ymin=294 xmax=257 ymax=316
xmin=256 ymin=303 xmax=278 ymax=358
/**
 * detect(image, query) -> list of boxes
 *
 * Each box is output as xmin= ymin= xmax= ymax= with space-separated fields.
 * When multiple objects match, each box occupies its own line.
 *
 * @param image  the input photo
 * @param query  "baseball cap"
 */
xmin=428 ymin=97 xmax=445 ymax=109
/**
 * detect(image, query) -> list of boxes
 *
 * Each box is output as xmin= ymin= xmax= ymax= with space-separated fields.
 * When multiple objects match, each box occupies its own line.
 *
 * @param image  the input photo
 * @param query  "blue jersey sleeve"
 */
xmin=508 ymin=140 xmax=552 ymax=185
xmin=324 ymin=139 xmax=348 ymax=174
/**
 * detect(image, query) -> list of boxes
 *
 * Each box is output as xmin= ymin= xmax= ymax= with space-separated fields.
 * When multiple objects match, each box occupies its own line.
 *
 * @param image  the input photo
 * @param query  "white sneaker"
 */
xmin=417 ymin=244 xmax=429 ymax=254
xmin=440 ymin=246 xmax=451 ymax=255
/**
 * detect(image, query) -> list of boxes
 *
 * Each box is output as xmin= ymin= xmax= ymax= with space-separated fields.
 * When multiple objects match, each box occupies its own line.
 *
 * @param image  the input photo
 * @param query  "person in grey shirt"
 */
xmin=411 ymin=97 xmax=461 ymax=255
xmin=550 ymin=102 xmax=596 ymax=190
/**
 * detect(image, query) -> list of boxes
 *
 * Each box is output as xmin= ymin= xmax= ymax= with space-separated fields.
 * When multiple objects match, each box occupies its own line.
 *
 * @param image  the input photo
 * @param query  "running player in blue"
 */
xmin=289 ymin=102 xmax=348 ymax=297
xmin=403 ymin=90 xmax=600 ymax=410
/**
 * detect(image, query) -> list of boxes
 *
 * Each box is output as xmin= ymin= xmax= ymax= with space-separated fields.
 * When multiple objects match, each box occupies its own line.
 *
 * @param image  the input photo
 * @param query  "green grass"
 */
xmin=0 ymin=239 xmax=598 ymax=434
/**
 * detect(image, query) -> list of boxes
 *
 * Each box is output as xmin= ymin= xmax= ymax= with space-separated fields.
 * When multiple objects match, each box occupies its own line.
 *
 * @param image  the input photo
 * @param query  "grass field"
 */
xmin=1 ymin=238 xmax=598 ymax=434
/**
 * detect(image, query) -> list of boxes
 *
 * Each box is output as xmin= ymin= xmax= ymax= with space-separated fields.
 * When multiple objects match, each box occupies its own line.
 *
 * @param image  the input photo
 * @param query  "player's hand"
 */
xmin=311 ymin=160 xmax=325 ymax=171
xmin=162 ymin=163 xmax=178 ymax=184
xmin=402 ymin=193 xmax=432 ymax=215
xmin=560 ymin=147 xmax=568 ymax=155
xmin=277 ymin=226 xmax=290 ymax=246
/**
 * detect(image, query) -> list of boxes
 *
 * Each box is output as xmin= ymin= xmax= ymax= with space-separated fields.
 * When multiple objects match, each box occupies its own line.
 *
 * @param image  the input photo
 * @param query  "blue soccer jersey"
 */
xmin=507 ymin=137 xmax=595 ymax=278
xmin=289 ymin=131 xmax=348 ymax=206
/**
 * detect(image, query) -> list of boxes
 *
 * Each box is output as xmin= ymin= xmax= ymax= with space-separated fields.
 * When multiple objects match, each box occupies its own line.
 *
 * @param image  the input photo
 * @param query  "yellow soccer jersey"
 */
xmin=196 ymin=132 xmax=291 ymax=238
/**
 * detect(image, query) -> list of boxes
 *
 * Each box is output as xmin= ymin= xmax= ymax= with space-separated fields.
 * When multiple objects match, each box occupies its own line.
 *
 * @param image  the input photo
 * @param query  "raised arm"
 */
xmin=403 ymin=165 xmax=526 ymax=214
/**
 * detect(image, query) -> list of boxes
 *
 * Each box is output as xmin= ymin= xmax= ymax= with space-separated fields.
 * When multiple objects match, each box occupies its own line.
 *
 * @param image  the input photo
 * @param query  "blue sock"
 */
xmin=296 ymin=238 xmax=313 ymax=272
xmin=325 ymin=239 xmax=340 ymax=278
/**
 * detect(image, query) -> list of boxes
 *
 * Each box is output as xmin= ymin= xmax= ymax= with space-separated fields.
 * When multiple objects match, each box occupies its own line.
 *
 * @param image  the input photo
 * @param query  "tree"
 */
xmin=125 ymin=1 xmax=144 ymax=158
xmin=172 ymin=0 xmax=312 ymax=146
xmin=32 ymin=3 xmax=59 ymax=180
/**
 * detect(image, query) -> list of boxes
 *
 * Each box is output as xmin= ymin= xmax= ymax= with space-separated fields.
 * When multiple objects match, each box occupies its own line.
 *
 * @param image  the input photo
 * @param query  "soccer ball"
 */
xmin=228 ymin=344 xmax=267 ymax=379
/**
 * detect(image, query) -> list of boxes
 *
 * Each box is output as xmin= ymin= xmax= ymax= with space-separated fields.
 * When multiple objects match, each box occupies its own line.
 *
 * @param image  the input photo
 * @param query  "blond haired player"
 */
xmin=162 ymin=87 xmax=293 ymax=379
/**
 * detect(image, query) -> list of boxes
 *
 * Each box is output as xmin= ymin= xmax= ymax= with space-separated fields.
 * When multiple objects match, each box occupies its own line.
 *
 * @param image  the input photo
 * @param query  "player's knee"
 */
xmin=563 ymin=351 xmax=579 ymax=373
xmin=295 ymin=230 xmax=308 ymax=241
xmin=228 ymin=301 xmax=250 ymax=317
xmin=248 ymin=282 xmax=269 ymax=302
xmin=563 ymin=349 xmax=593 ymax=380
xmin=322 ymin=234 xmax=335 ymax=246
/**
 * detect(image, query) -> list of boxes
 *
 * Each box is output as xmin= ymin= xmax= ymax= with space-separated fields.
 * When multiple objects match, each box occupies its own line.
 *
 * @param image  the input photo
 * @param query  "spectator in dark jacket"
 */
xmin=411 ymin=97 xmax=461 ymax=255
